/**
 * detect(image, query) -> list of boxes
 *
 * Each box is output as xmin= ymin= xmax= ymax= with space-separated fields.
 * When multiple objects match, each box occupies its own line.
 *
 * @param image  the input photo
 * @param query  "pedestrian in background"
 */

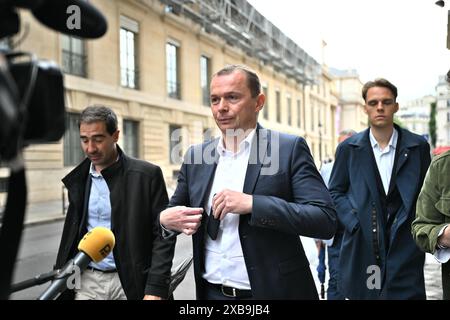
xmin=317 ymin=129 xmax=356 ymax=300
xmin=329 ymin=78 xmax=431 ymax=299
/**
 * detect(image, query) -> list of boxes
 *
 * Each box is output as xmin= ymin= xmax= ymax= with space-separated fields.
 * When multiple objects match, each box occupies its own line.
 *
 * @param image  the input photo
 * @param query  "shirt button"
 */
xmin=372 ymin=228 xmax=376 ymax=233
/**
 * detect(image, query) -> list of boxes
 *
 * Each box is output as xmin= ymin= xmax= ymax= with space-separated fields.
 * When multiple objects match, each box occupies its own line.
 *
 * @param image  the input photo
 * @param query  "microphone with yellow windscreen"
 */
xmin=38 ymin=227 xmax=115 ymax=300
xmin=78 ymin=227 xmax=115 ymax=263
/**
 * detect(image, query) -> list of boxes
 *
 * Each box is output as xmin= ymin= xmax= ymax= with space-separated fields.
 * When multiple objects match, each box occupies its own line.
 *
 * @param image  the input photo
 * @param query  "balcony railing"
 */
xmin=202 ymin=87 xmax=210 ymax=106
xmin=62 ymin=50 xmax=87 ymax=77
xmin=121 ymin=67 xmax=140 ymax=89
xmin=168 ymin=80 xmax=181 ymax=100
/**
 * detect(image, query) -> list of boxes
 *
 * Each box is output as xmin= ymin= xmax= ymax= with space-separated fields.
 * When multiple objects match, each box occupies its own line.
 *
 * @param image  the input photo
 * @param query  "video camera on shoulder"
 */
xmin=0 ymin=0 xmax=107 ymax=299
xmin=0 ymin=51 xmax=65 ymax=160
xmin=0 ymin=0 xmax=107 ymax=161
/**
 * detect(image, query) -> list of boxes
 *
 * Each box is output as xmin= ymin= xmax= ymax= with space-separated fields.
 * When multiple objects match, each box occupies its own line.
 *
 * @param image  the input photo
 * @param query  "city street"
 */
xmin=9 ymin=221 xmax=442 ymax=300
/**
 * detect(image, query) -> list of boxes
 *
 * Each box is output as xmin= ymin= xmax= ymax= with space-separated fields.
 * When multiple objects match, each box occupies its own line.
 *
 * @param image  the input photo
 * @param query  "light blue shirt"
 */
xmin=319 ymin=161 xmax=334 ymax=188
xmin=369 ymin=128 xmax=398 ymax=194
xmin=319 ymin=161 xmax=335 ymax=246
xmin=87 ymin=163 xmax=116 ymax=271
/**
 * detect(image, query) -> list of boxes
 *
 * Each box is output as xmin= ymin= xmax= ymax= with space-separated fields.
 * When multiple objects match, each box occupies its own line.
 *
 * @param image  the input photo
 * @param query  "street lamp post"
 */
xmin=318 ymin=122 xmax=323 ymax=165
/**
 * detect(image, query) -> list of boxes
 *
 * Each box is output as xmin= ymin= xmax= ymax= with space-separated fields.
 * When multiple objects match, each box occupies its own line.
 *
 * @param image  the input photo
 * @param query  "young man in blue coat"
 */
xmin=329 ymin=78 xmax=431 ymax=299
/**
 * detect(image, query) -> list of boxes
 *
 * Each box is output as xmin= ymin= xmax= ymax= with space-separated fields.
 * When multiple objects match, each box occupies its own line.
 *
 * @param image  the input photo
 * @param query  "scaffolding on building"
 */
xmin=152 ymin=0 xmax=321 ymax=85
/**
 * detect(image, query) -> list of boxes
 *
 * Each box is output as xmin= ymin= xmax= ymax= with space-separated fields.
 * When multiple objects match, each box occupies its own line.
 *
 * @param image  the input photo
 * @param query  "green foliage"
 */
xmin=393 ymin=116 xmax=404 ymax=128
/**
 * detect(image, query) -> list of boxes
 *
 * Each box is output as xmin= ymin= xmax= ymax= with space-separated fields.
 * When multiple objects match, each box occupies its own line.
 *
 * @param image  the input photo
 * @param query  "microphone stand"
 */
xmin=10 ymin=256 xmax=77 ymax=296
xmin=9 ymin=269 xmax=60 ymax=293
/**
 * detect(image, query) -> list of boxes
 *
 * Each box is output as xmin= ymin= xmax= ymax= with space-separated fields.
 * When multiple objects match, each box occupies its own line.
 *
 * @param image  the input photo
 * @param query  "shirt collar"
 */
xmin=369 ymin=127 xmax=398 ymax=151
xmin=89 ymin=154 xmax=121 ymax=177
xmin=217 ymin=127 xmax=257 ymax=156
xmin=89 ymin=162 xmax=101 ymax=178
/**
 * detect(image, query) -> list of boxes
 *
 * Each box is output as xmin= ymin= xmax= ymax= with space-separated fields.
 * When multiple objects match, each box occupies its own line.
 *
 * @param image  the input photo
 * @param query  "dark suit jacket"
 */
xmin=169 ymin=125 xmax=336 ymax=299
xmin=329 ymin=126 xmax=431 ymax=299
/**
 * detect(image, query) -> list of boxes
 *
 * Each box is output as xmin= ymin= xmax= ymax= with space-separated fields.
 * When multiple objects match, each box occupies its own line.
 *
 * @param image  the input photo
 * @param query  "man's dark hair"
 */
xmin=79 ymin=105 xmax=118 ymax=135
xmin=213 ymin=64 xmax=261 ymax=98
xmin=362 ymin=78 xmax=398 ymax=102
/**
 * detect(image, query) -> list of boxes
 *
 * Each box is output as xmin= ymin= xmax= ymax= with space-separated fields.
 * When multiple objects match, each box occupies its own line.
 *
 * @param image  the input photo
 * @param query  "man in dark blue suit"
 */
xmin=159 ymin=65 xmax=336 ymax=300
xmin=329 ymin=78 xmax=431 ymax=299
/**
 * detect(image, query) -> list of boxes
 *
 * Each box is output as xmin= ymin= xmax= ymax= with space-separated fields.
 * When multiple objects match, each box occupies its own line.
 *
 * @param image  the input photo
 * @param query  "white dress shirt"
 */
xmin=202 ymin=128 xmax=256 ymax=290
xmin=434 ymin=225 xmax=450 ymax=263
xmin=369 ymin=128 xmax=398 ymax=194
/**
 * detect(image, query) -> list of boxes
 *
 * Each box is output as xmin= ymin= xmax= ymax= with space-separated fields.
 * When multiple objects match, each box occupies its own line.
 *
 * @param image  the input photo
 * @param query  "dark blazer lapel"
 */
xmin=243 ymin=125 xmax=267 ymax=195
xmin=395 ymin=129 xmax=418 ymax=176
xmin=394 ymin=128 xmax=420 ymax=222
xmin=62 ymin=158 xmax=91 ymax=222
xmin=193 ymin=139 xmax=220 ymax=209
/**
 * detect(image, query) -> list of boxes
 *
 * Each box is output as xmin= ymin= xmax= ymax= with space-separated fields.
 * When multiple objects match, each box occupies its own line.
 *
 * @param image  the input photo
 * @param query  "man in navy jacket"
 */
xmin=329 ymin=78 xmax=430 ymax=299
xmin=159 ymin=65 xmax=336 ymax=300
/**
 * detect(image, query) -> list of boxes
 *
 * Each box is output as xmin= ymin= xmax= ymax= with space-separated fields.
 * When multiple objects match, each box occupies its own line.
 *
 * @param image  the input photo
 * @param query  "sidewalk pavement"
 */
xmin=424 ymin=253 xmax=442 ymax=300
xmin=24 ymin=200 xmax=67 ymax=226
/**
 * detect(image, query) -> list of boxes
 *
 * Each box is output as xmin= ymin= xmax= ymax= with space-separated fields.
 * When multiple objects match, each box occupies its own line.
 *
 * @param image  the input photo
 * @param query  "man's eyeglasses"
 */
xmin=366 ymin=99 xmax=396 ymax=107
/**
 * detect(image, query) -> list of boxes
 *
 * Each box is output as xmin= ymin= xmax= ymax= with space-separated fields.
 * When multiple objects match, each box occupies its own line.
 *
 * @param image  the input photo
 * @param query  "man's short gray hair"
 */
xmin=79 ymin=105 xmax=118 ymax=135
xmin=212 ymin=64 xmax=261 ymax=98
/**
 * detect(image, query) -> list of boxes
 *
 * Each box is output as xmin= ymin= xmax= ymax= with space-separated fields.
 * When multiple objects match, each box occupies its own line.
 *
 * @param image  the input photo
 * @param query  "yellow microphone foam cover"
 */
xmin=78 ymin=227 xmax=115 ymax=263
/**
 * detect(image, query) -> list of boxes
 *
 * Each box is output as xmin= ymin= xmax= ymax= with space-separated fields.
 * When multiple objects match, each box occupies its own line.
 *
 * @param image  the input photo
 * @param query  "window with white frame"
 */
xmin=64 ymin=113 xmax=85 ymax=166
xmin=123 ymin=119 xmax=139 ymax=158
xmin=287 ymin=95 xmax=292 ymax=126
xmin=262 ymin=85 xmax=269 ymax=120
xmin=120 ymin=15 xmax=139 ymax=89
xmin=200 ymin=55 xmax=211 ymax=106
xmin=61 ymin=35 xmax=87 ymax=77
xmin=276 ymin=90 xmax=281 ymax=123
xmin=167 ymin=41 xmax=181 ymax=99
xmin=169 ymin=124 xmax=183 ymax=164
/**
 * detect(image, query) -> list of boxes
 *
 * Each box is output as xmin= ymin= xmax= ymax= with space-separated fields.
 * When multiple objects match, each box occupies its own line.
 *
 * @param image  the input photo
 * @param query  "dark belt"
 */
xmin=86 ymin=266 xmax=117 ymax=273
xmin=207 ymin=282 xmax=252 ymax=299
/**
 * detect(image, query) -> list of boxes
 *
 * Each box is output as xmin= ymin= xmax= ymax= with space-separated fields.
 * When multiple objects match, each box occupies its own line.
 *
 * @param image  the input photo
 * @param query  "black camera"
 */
xmin=0 ymin=0 xmax=107 ymax=162
xmin=0 ymin=52 xmax=65 ymax=161
xmin=0 ymin=0 xmax=107 ymax=299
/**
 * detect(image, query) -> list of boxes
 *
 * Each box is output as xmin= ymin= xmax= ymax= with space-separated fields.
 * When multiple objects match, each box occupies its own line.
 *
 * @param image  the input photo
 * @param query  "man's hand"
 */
xmin=160 ymin=206 xmax=203 ymax=235
xmin=212 ymin=190 xmax=253 ymax=220
xmin=143 ymin=295 xmax=163 ymax=300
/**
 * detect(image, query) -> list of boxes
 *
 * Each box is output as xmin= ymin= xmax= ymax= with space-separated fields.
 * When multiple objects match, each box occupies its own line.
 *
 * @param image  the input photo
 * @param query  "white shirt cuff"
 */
xmin=434 ymin=225 xmax=450 ymax=263
xmin=324 ymin=237 xmax=334 ymax=246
